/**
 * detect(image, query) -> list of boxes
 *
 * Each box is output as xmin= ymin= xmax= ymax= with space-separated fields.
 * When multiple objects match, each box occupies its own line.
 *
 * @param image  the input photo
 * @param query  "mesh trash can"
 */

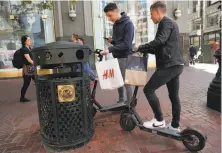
xmin=32 ymin=41 xmax=94 ymax=150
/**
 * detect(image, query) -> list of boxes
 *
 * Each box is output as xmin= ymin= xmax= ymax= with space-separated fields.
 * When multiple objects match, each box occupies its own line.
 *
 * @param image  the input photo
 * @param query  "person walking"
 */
xmin=189 ymin=44 xmax=197 ymax=65
xmin=20 ymin=35 xmax=35 ymax=102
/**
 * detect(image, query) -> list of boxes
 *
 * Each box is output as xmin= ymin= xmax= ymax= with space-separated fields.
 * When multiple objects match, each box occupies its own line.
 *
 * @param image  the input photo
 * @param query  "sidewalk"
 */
xmin=0 ymin=66 xmax=220 ymax=153
xmin=189 ymin=63 xmax=218 ymax=74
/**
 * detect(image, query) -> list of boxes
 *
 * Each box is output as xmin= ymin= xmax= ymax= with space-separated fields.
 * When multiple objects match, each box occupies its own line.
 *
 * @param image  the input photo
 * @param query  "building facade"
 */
xmin=0 ymin=0 xmax=192 ymax=78
xmin=165 ymin=0 xmax=190 ymax=65
xmin=188 ymin=0 xmax=221 ymax=63
xmin=0 ymin=0 xmax=94 ymax=78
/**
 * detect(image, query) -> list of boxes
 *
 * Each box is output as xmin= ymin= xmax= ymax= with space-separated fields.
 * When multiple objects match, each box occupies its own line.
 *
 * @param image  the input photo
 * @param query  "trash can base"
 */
xmin=42 ymin=131 xmax=94 ymax=152
xmin=43 ymin=144 xmax=70 ymax=152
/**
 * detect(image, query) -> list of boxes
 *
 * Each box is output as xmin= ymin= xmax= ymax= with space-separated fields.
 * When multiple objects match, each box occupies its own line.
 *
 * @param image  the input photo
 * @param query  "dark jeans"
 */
xmin=20 ymin=75 xmax=35 ymax=99
xmin=143 ymin=65 xmax=184 ymax=128
xmin=190 ymin=55 xmax=195 ymax=65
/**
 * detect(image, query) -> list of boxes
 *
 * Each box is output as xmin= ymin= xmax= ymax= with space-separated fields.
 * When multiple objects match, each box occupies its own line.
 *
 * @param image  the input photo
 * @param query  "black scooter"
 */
xmin=91 ymin=49 xmax=129 ymax=117
xmin=119 ymin=53 xmax=206 ymax=152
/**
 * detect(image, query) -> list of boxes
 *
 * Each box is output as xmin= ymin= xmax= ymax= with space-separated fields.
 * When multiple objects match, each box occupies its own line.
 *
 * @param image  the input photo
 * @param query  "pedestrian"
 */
xmin=189 ymin=44 xmax=197 ymax=65
xmin=137 ymin=1 xmax=184 ymax=132
xmin=100 ymin=3 xmax=134 ymax=105
xmin=20 ymin=35 xmax=35 ymax=102
xmin=77 ymin=38 xmax=97 ymax=82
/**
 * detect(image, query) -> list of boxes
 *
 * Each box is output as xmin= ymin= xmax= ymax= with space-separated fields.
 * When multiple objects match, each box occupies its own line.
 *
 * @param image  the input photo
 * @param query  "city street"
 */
xmin=0 ymin=66 xmax=220 ymax=153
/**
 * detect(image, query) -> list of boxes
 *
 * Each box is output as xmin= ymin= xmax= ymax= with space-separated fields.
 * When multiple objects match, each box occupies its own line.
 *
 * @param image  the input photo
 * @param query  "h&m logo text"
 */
xmin=103 ymin=68 xmax=114 ymax=80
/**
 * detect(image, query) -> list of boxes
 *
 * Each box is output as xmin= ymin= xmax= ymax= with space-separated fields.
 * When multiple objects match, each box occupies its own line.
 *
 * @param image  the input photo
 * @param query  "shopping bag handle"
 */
xmin=132 ymin=46 xmax=148 ymax=57
xmin=131 ymin=50 xmax=148 ymax=58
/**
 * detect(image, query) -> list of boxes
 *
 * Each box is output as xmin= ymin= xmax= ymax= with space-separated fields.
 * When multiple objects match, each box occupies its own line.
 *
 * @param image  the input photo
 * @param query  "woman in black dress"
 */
xmin=20 ymin=35 xmax=35 ymax=102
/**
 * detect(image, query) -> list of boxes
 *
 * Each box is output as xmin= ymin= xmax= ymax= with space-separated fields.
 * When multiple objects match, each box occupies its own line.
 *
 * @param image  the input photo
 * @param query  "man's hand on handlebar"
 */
xmin=137 ymin=44 xmax=148 ymax=53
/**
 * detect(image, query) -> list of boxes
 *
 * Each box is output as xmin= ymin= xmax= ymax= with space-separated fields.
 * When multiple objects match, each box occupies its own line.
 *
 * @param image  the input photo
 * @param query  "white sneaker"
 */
xmin=166 ymin=123 xmax=181 ymax=132
xmin=143 ymin=118 xmax=165 ymax=128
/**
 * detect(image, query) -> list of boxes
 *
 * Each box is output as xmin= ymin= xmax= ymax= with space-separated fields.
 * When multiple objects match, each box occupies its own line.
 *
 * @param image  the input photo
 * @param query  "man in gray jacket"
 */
xmin=138 ymin=1 xmax=184 ymax=132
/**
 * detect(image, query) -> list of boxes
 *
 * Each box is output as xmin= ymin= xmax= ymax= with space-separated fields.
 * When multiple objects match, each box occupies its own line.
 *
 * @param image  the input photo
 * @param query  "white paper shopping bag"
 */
xmin=96 ymin=55 xmax=124 ymax=90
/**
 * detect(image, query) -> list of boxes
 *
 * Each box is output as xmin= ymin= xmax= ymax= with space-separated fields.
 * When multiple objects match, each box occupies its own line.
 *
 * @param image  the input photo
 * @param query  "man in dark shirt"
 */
xmin=189 ymin=44 xmax=197 ymax=65
xmin=138 ymin=1 xmax=184 ymax=131
xmin=100 ymin=3 xmax=134 ymax=105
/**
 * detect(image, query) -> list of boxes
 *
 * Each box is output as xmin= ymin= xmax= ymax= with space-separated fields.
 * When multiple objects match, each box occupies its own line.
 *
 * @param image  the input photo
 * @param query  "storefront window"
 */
xmin=204 ymin=34 xmax=209 ymax=44
xmin=193 ymin=36 xmax=200 ymax=47
xmin=0 ymin=0 xmax=55 ymax=70
xmin=207 ymin=0 xmax=220 ymax=6
xmin=215 ymin=32 xmax=220 ymax=49
xmin=209 ymin=33 xmax=216 ymax=43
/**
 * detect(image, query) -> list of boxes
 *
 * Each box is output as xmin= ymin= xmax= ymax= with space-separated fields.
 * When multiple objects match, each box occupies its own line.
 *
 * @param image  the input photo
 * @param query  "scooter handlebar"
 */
xmin=93 ymin=49 xmax=103 ymax=61
xmin=94 ymin=49 xmax=103 ymax=54
xmin=132 ymin=50 xmax=148 ymax=58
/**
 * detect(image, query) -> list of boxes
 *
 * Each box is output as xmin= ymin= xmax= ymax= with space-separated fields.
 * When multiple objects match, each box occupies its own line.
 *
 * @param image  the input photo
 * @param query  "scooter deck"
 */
xmin=139 ymin=125 xmax=182 ymax=140
xmin=99 ymin=103 xmax=127 ymax=112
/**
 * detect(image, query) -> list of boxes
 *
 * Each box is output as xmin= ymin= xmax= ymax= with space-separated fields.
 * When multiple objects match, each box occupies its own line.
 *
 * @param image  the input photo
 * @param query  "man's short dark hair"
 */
xmin=104 ymin=3 xmax=118 ymax=12
xmin=150 ymin=1 xmax=166 ymax=12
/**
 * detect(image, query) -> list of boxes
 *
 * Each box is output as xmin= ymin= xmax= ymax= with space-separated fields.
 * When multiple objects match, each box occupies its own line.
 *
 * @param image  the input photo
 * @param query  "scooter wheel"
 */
xmin=92 ymin=106 xmax=97 ymax=117
xmin=181 ymin=128 xmax=206 ymax=152
xmin=120 ymin=112 xmax=135 ymax=131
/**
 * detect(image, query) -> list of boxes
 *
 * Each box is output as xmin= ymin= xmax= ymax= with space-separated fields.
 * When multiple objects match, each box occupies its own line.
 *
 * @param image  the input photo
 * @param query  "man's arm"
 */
xmin=138 ymin=20 xmax=173 ymax=53
xmin=108 ymin=22 xmax=134 ymax=53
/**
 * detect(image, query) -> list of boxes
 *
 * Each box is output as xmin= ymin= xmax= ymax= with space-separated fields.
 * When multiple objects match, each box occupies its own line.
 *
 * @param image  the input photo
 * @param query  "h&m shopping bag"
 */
xmin=96 ymin=54 xmax=124 ymax=90
xmin=125 ymin=53 xmax=148 ymax=86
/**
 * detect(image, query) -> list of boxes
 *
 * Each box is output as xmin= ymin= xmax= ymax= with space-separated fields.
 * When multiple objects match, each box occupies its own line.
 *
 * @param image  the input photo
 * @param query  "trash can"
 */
xmin=32 ymin=41 xmax=94 ymax=150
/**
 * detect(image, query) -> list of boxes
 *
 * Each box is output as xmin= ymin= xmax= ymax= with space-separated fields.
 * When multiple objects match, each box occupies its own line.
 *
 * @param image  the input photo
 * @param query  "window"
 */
xmin=204 ymin=34 xmax=209 ymax=44
xmin=192 ymin=20 xmax=201 ymax=30
xmin=207 ymin=0 xmax=220 ymax=6
xmin=0 ymin=0 xmax=55 ymax=70
xmin=208 ymin=33 xmax=216 ymax=44
xmin=193 ymin=1 xmax=198 ymax=13
xmin=194 ymin=36 xmax=200 ymax=47
xmin=206 ymin=13 xmax=219 ymax=27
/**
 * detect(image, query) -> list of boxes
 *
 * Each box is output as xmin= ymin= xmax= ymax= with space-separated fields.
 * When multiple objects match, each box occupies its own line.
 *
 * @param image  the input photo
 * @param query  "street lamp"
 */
xmin=174 ymin=8 xmax=182 ymax=19
xmin=173 ymin=4 xmax=182 ymax=20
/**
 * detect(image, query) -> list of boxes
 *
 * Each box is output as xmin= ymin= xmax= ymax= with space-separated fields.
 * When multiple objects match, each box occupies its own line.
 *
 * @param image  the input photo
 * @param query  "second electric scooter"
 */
xmin=119 ymin=53 xmax=207 ymax=152
xmin=91 ymin=49 xmax=129 ymax=117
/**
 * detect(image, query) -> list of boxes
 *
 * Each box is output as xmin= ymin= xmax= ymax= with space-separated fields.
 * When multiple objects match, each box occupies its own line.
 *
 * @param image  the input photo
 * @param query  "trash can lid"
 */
xmin=32 ymin=41 xmax=90 ymax=52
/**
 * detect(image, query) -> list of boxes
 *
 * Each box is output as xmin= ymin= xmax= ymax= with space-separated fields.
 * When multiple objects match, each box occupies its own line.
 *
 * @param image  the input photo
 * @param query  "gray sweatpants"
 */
xmin=118 ymin=58 xmax=133 ymax=105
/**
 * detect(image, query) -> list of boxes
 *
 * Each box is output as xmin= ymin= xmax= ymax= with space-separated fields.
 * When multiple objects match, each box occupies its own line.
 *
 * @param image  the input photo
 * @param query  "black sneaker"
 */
xmin=20 ymin=98 xmax=31 ymax=102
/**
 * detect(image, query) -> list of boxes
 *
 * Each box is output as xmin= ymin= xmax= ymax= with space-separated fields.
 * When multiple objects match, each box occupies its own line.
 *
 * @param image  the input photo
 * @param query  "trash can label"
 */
xmin=57 ymin=85 xmax=76 ymax=102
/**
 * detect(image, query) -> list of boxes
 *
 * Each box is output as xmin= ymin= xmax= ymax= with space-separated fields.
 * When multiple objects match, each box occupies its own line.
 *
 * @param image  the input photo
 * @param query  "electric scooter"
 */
xmin=91 ymin=49 xmax=129 ymax=117
xmin=119 ymin=53 xmax=206 ymax=152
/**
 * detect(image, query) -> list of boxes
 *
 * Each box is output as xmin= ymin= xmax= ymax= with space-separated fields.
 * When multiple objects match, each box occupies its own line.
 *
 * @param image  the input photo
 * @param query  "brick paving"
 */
xmin=0 ymin=66 xmax=221 ymax=153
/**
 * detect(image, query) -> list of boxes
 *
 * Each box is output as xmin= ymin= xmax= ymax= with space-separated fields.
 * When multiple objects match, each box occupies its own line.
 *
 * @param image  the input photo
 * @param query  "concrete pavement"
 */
xmin=0 ymin=66 xmax=220 ymax=153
